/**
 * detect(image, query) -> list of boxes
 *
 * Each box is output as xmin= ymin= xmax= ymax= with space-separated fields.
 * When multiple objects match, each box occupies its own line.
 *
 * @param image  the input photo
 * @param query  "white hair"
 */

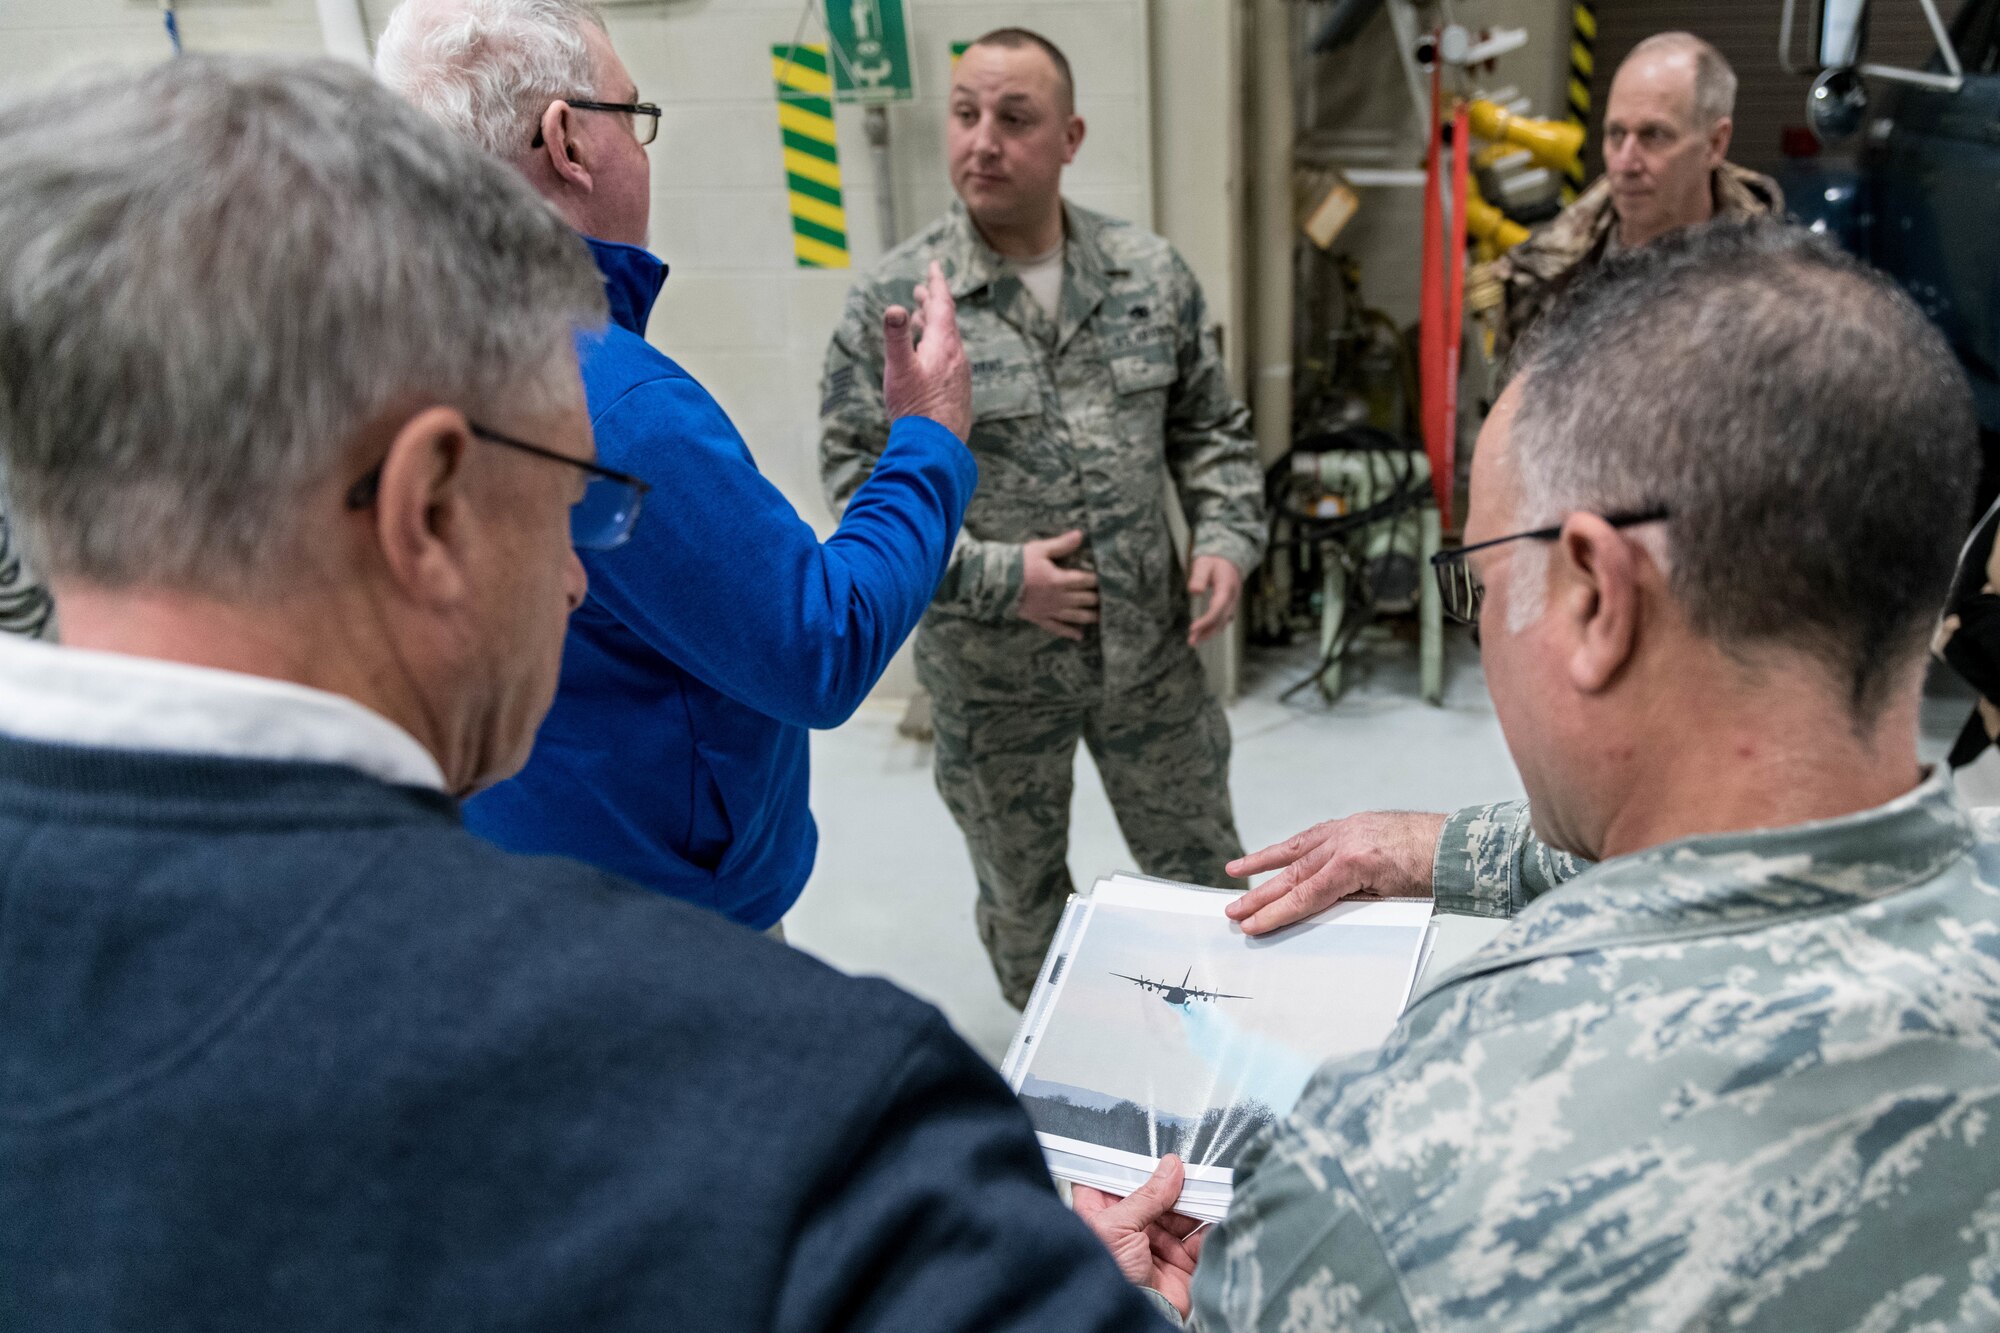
xmin=0 ymin=55 xmax=606 ymax=591
xmin=376 ymin=0 xmax=607 ymax=160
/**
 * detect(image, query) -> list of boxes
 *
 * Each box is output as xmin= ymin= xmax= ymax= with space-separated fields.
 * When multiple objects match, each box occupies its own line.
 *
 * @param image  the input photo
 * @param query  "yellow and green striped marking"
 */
xmin=771 ymin=43 xmax=849 ymax=269
xmin=1563 ymin=0 xmax=1596 ymax=202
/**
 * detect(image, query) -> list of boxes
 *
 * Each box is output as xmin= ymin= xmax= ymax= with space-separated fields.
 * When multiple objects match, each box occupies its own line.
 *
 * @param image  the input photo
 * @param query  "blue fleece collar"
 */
xmin=583 ymin=234 xmax=668 ymax=337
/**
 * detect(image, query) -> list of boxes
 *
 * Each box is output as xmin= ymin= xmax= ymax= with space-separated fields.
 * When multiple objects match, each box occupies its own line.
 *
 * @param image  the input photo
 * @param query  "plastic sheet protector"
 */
xmin=1001 ymin=874 xmax=1434 ymax=1222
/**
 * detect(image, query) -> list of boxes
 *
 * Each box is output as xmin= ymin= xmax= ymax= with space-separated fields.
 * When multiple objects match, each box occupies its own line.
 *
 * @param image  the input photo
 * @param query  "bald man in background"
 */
xmin=1486 ymin=31 xmax=1784 ymax=356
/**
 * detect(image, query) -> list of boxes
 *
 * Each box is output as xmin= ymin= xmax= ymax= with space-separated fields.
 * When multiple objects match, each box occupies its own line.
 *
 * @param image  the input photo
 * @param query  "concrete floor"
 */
xmin=785 ymin=630 xmax=1978 ymax=1064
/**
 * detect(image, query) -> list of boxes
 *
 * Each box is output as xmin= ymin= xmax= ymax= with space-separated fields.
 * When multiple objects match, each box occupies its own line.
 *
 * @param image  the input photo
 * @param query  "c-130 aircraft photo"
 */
xmin=1113 ymin=967 xmax=1251 ymax=1008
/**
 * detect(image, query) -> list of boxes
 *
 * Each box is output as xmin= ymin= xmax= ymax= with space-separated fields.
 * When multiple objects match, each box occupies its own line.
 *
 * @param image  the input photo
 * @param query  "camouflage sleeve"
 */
xmin=1164 ymin=256 xmax=1264 ymax=577
xmin=1186 ymin=1125 xmax=1418 ymax=1331
xmin=1430 ymin=799 xmax=1590 ymax=918
xmin=818 ymin=281 xmax=1024 ymax=623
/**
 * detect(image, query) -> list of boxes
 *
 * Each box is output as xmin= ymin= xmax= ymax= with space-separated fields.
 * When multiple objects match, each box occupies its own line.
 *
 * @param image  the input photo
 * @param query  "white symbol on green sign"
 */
xmin=823 ymin=0 xmax=914 ymax=103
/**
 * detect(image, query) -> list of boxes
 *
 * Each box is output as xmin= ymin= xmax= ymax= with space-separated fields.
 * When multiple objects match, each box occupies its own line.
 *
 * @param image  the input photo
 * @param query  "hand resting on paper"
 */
xmin=1224 ymin=810 xmax=1448 ymax=936
xmin=1073 ymin=1154 xmax=1209 ymax=1317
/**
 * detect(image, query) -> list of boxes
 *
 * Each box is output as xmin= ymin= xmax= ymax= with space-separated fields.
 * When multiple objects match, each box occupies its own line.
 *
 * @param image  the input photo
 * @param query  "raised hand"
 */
xmin=1224 ymin=810 xmax=1448 ymax=935
xmin=881 ymin=261 xmax=972 ymax=440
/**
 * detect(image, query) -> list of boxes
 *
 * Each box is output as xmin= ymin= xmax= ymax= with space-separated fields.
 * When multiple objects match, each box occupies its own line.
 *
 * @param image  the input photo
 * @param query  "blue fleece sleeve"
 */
xmin=581 ymin=372 xmax=975 ymax=730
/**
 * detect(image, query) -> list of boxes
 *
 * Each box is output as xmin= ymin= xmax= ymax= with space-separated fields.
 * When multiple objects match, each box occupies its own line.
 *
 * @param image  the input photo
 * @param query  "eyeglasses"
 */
xmin=531 ymin=98 xmax=661 ymax=148
xmin=1429 ymin=507 xmax=1670 ymax=626
xmin=345 ymin=421 xmax=652 ymax=552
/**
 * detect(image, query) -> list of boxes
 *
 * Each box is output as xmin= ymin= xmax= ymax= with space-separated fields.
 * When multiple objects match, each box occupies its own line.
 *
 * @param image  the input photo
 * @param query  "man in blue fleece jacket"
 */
xmin=378 ymin=0 xmax=972 ymax=929
xmin=0 ymin=53 xmax=1175 ymax=1331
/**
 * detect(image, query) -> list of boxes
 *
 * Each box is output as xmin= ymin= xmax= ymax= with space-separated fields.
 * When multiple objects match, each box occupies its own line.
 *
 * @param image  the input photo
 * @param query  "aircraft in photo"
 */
xmin=1113 ymin=966 xmax=1250 ymax=1007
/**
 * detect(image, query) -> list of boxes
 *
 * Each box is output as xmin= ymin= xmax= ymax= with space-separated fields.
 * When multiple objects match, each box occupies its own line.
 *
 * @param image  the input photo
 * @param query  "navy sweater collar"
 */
xmin=583 ymin=234 xmax=668 ymax=337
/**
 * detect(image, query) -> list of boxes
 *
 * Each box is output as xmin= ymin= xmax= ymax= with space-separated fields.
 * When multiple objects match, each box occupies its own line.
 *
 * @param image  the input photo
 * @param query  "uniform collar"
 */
xmin=581 ymin=234 xmax=668 ymax=337
xmin=941 ymin=200 xmax=1126 ymax=349
xmin=1420 ymin=769 xmax=1974 ymax=1000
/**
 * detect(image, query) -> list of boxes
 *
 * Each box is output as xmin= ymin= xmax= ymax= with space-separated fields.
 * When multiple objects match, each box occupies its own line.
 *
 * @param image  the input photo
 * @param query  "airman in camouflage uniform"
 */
xmin=1189 ymin=779 xmax=2000 ymax=1329
xmin=1087 ymin=225 xmax=2000 ymax=1327
xmin=820 ymin=32 xmax=1263 ymax=1008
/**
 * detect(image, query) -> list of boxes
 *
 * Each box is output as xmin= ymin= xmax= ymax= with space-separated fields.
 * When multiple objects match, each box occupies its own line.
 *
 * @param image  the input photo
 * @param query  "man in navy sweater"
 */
xmin=0 ymin=55 xmax=1174 ymax=1331
xmin=377 ymin=0 xmax=968 ymax=930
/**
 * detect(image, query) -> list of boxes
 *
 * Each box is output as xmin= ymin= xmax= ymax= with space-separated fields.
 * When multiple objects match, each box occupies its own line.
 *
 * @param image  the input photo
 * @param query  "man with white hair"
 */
xmin=377 ymin=0 xmax=976 ymax=933
xmin=0 ymin=55 xmax=1172 ymax=1332
xmin=1485 ymin=31 xmax=1783 ymax=356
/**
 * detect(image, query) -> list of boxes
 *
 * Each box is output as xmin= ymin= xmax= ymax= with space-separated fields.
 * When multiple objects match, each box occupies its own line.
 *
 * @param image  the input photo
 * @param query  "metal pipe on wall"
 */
xmin=864 ymin=105 xmax=899 ymax=250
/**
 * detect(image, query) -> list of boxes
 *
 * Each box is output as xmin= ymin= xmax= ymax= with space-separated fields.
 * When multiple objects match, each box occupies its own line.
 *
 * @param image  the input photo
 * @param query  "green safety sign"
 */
xmin=822 ymin=0 xmax=915 ymax=103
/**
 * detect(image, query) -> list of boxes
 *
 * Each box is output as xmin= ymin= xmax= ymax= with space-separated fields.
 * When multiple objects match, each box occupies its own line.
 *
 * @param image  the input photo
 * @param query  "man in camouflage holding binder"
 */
xmin=819 ymin=28 xmax=1264 ymax=1007
xmin=1082 ymin=226 xmax=2000 ymax=1327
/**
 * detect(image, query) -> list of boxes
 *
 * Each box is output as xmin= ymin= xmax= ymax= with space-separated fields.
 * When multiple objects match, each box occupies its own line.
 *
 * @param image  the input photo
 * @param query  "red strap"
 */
xmin=1442 ymin=100 xmax=1471 ymax=526
xmin=1418 ymin=56 xmax=1450 ymax=523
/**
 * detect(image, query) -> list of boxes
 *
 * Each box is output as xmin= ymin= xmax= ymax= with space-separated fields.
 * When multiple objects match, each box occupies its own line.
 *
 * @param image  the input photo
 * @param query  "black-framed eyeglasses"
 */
xmin=531 ymin=99 xmax=661 ymax=148
xmin=1429 ymin=507 xmax=1670 ymax=626
xmin=344 ymin=422 xmax=652 ymax=552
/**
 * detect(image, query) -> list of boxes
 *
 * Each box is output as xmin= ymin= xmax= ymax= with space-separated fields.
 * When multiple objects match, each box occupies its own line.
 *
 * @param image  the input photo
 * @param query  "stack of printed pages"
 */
xmin=1000 ymin=873 xmax=1435 ymax=1223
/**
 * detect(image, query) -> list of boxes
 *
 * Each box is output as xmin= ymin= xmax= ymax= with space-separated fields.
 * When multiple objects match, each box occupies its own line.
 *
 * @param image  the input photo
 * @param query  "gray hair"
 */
xmin=1507 ymin=219 xmax=1977 ymax=720
xmin=1624 ymin=31 xmax=1737 ymax=127
xmin=0 ymin=55 xmax=607 ymax=591
xmin=377 ymin=0 xmax=607 ymax=160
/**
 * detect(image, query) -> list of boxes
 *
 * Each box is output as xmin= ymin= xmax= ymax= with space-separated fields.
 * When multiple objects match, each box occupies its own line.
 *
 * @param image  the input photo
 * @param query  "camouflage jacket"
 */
xmin=1188 ymin=773 xmax=2000 ymax=1330
xmin=819 ymin=202 xmax=1264 ymax=702
xmin=1488 ymin=162 xmax=1784 ymax=358
xmin=0 ymin=512 xmax=52 ymax=640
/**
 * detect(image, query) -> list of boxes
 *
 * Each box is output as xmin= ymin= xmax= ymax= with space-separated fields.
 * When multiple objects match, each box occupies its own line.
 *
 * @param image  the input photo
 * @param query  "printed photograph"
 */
xmin=1014 ymin=901 xmax=1427 ymax=1171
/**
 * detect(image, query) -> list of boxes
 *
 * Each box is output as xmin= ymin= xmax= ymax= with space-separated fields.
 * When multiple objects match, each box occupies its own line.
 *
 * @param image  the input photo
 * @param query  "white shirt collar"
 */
xmin=0 ymin=636 xmax=447 ymax=791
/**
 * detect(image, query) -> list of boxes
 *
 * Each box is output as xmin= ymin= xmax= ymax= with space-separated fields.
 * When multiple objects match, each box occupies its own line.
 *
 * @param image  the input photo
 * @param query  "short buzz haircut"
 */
xmin=1623 ymin=31 xmax=1737 ymax=127
xmin=1509 ymin=219 xmax=1977 ymax=721
xmin=0 ymin=55 xmax=606 ymax=592
xmin=964 ymin=27 xmax=1076 ymax=112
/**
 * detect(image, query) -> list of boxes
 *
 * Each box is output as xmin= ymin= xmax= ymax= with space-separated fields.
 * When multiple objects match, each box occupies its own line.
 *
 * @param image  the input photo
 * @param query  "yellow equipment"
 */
xmin=1465 ymin=99 xmax=1584 ymax=178
xmin=1465 ymin=183 xmax=1530 ymax=252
